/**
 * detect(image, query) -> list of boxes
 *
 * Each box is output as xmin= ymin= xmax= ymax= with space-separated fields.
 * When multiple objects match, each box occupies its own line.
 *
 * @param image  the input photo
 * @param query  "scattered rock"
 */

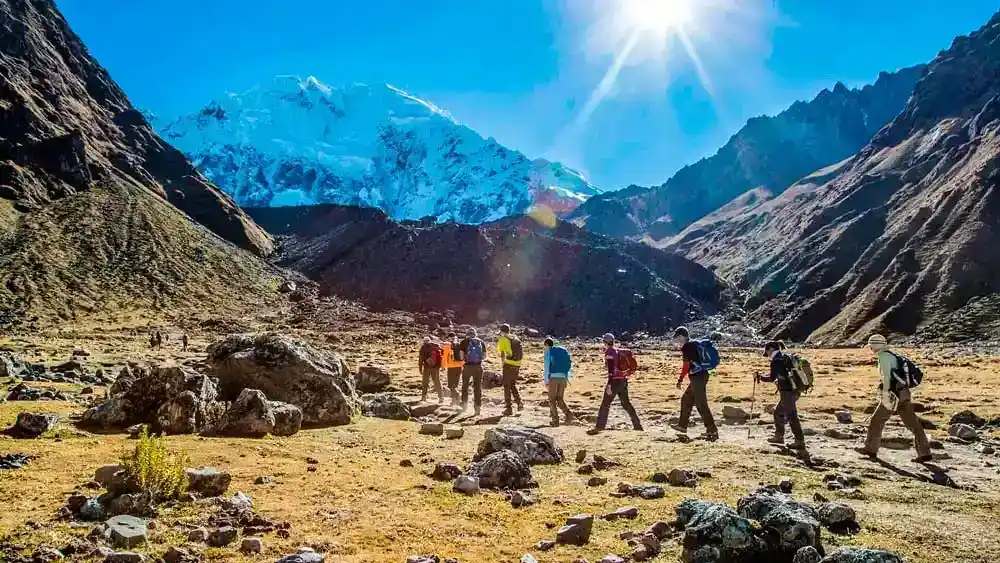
xmin=464 ymin=450 xmax=535 ymax=489
xmin=520 ymin=555 xmax=539 ymax=563
xmin=779 ymin=477 xmax=795 ymax=493
xmin=880 ymin=436 xmax=913 ymax=450
xmin=186 ymin=528 xmax=208 ymax=543
xmin=949 ymin=423 xmax=979 ymax=441
xmin=475 ymin=426 xmax=563 ymax=465
xmin=575 ymin=450 xmax=587 ymax=464
xmin=6 ymin=412 xmax=59 ymax=438
xmin=104 ymin=552 xmax=146 ymax=563
xmin=163 ymin=547 xmax=196 ymax=563
xmin=185 ymin=467 xmax=231 ymax=497
xmin=453 ymin=475 xmax=480 ymax=495
xmin=360 ymin=393 xmax=410 ymax=420
xmin=254 ymin=476 xmax=273 ymax=485
xmin=820 ymin=548 xmax=904 ymax=563
xmin=535 ymin=540 xmax=555 ymax=551
xmin=241 ymin=537 xmax=264 ymax=554
xmin=587 ymin=476 xmax=608 ymax=487
xmin=430 ymin=462 xmax=462 ymax=481
xmin=824 ymin=428 xmax=855 ymax=440
xmin=794 ymin=546 xmax=823 ymax=563
xmin=0 ymin=452 xmax=32 ymax=469
xmin=444 ymin=426 xmax=464 ymax=439
xmin=835 ymin=411 xmax=853 ymax=424
xmin=598 ymin=556 xmax=625 ymax=563
xmin=722 ymin=406 xmax=749 ymax=421
xmin=556 ymin=514 xmax=594 ymax=546
xmin=356 ymin=365 xmax=391 ymax=393
xmin=950 ymin=410 xmax=986 ymax=428
xmin=101 ymin=516 xmax=148 ymax=549
xmin=400 ymin=459 xmax=414 ymax=468
xmin=271 ymin=401 xmax=304 ymax=436
xmin=577 ymin=464 xmax=594 ymax=475
xmin=420 ymin=423 xmax=444 ymax=436
xmin=216 ymin=389 xmax=277 ymax=437
xmin=275 ymin=552 xmax=325 ymax=563
xmin=604 ymin=506 xmax=639 ymax=521
xmin=817 ymin=502 xmax=860 ymax=534
xmin=668 ymin=469 xmax=697 ymax=488
xmin=509 ymin=490 xmax=537 ymax=508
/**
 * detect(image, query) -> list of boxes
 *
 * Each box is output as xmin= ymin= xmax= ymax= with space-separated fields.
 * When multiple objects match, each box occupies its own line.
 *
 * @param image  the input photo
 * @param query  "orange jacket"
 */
xmin=442 ymin=343 xmax=464 ymax=369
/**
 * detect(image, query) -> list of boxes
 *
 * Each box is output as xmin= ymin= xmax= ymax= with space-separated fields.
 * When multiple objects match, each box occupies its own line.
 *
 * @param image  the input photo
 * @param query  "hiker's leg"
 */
xmin=864 ymin=401 xmax=893 ymax=454
xmin=595 ymin=382 xmax=615 ymax=429
xmin=502 ymin=364 xmax=515 ymax=410
xmin=678 ymin=384 xmax=695 ymax=429
xmin=432 ymin=368 xmax=443 ymax=401
xmin=557 ymin=381 xmax=574 ymax=422
xmin=460 ymin=367 xmax=471 ymax=408
xmin=772 ymin=395 xmax=787 ymax=440
xmin=472 ymin=365 xmax=483 ymax=413
xmin=616 ymin=381 xmax=643 ymax=430
xmin=692 ymin=374 xmax=718 ymax=435
xmin=448 ymin=368 xmax=461 ymax=404
xmin=896 ymin=392 xmax=931 ymax=457
xmin=420 ymin=367 xmax=430 ymax=401
xmin=547 ymin=382 xmax=559 ymax=424
xmin=510 ymin=365 xmax=522 ymax=407
xmin=783 ymin=390 xmax=805 ymax=443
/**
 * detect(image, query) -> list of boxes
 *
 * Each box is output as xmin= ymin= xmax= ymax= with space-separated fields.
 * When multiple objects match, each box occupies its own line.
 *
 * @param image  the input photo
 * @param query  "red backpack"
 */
xmin=429 ymin=346 xmax=443 ymax=369
xmin=615 ymin=349 xmax=638 ymax=379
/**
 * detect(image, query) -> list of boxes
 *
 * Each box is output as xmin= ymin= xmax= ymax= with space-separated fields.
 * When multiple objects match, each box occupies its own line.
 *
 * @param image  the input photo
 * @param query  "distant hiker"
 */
xmin=543 ymin=338 xmax=575 ymax=427
xmin=181 ymin=333 xmax=189 ymax=352
xmin=459 ymin=328 xmax=487 ymax=415
xmin=497 ymin=324 xmax=524 ymax=415
xmin=154 ymin=331 xmax=163 ymax=350
xmin=148 ymin=332 xmax=156 ymax=350
xmin=758 ymin=341 xmax=806 ymax=450
xmin=670 ymin=326 xmax=719 ymax=441
xmin=441 ymin=332 xmax=464 ymax=405
xmin=418 ymin=337 xmax=445 ymax=403
xmin=592 ymin=333 xmax=643 ymax=434
xmin=856 ymin=334 xmax=932 ymax=463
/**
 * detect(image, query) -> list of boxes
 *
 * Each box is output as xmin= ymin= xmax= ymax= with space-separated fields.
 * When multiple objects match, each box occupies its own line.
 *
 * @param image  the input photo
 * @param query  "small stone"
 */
xmin=793 ymin=546 xmax=822 ymax=563
xmin=598 ymin=556 xmax=626 ymax=563
xmin=509 ymin=490 xmax=536 ymax=508
xmin=556 ymin=514 xmax=594 ymax=546
xmin=535 ymin=540 xmax=556 ymax=551
xmin=949 ymin=423 xmax=979 ymax=441
xmin=520 ymin=555 xmax=539 ymax=563
xmin=950 ymin=410 xmax=986 ymax=428
xmin=104 ymin=552 xmax=145 ymax=563
xmin=587 ymin=476 xmax=607 ymax=487
xmin=650 ymin=472 xmax=668 ymax=483
xmin=419 ymin=423 xmax=444 ymax=436
xmin=187 ymin=528 xmax=208 ymax=543
xmin=208 ymin=526 xmax=238 ymax=547
xmin=453 ymin=475 xmax=480 ymax=495
xmin=881 ymin=436 xmax=913 ymax=450
xmin=612 ymin=506 xmax=639 ymax=520
xmin=430 ymin=462 xmax=462 ymax=481
xmin=817 ymin=502 xmax=860 ymax=534
xmin=275 ymin=552 xmax=325 ymax=563
xmin=444 ymin=427 xmax=464 ymax=439
xmin=241 ymin=538 xmax=264 ymax=554
xmin=577 ymin=464 xmax=594 ymax=475
xmin=400 ymin=459 xmax=414 ymax=468
xmin=575 ymin=450 xmax=587 ymax=464
xmin=722 ymin=406 xmax=749 ymax=421
xmin=638 ymin=485 xmax=665 ymax=499
xmin=975 ymin=443 xmax=996 ymax=455
xmin=779 ymin=477 xmax=794 ymax=493
xmin=306 ymin=457 xmax=319 ymax=465
xmin=254 ymin=476 xmax=273 ymax=485
xmin=824 ymin=428 xmax=855 ymax=440
xmin=163 ymin=547 xmax=195 ymax=563
xmin=835 ymin=411 xmax=853 ymax=424
xmin=102 ymin=516 xmax=148 ymax=549
xmin=668 ymin=468 xmax=694 ymax=487
xmin=307 ymin=466 xmax=317 ymax=472
xmin=646 ymin=521 xmax=671 ymax=540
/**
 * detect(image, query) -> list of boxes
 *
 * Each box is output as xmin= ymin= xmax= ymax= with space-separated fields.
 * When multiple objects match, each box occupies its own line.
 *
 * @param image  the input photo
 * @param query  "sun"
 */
xmin=620 ymin=0 xmax=696 ymax=36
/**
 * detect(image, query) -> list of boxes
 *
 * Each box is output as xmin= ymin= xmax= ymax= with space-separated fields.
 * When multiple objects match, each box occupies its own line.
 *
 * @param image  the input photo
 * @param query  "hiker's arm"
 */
xmin=878 ymin=351 xmax=896 ymax=407
xmin=759 ymin=357 xmax=778 ymax=382
xmin=605 ymin=353 xmax=615 ymax=379
xmin=543 ymin=349 xmax=550 ymax=385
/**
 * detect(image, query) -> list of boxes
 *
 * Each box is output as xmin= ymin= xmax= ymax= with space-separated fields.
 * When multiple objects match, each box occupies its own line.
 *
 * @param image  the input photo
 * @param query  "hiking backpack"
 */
xmin=692 ymin=339 xmax=720 ymax=374
xmin=508 ymin=337 xmax=523 ymax=362
xmin=428 ymin=346 xmax=443 ymax=369
xmin=785 ymin=353 xmax=815 ymax=393
xmin=465 ymin=338 xmax=485 ymax=364
xmin=616 ymin=349 xmax=638 ymax=379
xmin=889 ymin=352 xmax=924 ymax=391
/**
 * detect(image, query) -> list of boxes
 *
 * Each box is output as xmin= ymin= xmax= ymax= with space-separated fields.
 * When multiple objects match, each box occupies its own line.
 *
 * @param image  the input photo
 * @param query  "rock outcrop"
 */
xmin=474 ymin=426 xmax=564 ymax=465
xmin=464 ymin=450 xmax=535 ymax=490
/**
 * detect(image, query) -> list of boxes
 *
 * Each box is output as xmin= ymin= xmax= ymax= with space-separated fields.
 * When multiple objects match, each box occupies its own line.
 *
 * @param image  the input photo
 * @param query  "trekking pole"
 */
xmin=747 ymin=375 xmax=758 ymax=440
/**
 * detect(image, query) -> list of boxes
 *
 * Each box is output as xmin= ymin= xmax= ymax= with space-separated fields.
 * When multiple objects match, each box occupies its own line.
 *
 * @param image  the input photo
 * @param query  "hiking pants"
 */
xmin=446 ymin=367 xmax=462 ymax=404
xmin=596 ymin=379 xmax=643 ymax=430
xmin=461 ymin=363 xmax=484 ymax=411
xmin=679 ymin=373 xmax=718 ymax=435
xmin=421 ymin=366 xmax=443 ymax=402
xmin=502 ymin=363 xmax=523 ymax=410
xmin=864 ymin=389 xmax=931 ymax=457
xmin=774 ymin=389 xmax=804 ymax=442
xmin=547 ymin=378 xmax=574 ymax=425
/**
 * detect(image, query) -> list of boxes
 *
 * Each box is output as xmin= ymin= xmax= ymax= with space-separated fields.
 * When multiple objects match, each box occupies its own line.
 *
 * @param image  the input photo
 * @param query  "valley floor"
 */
xmin=2 ymin=310 xmax=1000 ymax=563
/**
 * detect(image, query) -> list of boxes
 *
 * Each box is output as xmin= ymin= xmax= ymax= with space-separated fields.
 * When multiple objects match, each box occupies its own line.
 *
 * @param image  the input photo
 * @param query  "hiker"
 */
xmin=148 ymin=332 xmax=156 ymax=350
xmin=758 ymin=340 xmax=806 ymax=450
xmin=856 ymin=334 xmax=932 ymax=463
xmin=418 ymin=337 xmax=444 ymax=403
xmin=670 ymin=326 xmax=719 ymax=441
xmin=592 ymin=333 xmax=643 ymax=433
xmin=543 ymin=338 xmax=575 ymax=427
xmin=154 ymin=331 xmax=163 ymax=350
xmin=458 ymin=328 xmax=487 ymax=415
xmin=181 ymin=333 xmax=189 ymax=352
xmin=441 ymin=332 xmax=464 ymax=405
xmin=496 ymin=324 xmax=524 ymax=415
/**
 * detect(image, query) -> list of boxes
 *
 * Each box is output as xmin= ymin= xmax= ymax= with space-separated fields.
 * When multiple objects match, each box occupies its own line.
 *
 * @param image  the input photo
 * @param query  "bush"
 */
xmin=119 ymin=426 xmax=189 ymax=501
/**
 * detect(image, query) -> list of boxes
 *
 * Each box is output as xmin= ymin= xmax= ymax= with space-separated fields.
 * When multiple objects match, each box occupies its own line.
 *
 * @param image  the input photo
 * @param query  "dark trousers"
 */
xmin=864 ymin=389 xmax=931 ymax=457
xmin=421 ymin=366 xmax=443 ymax=401
xmin=679 ymin=373 xmax=718 ymax=435
xmin=446 ymin=367 xmax=462 ymax=404
xmin=461 ymin=363 xmax=484 ymax=411
xmin=502 ymin=363 xmax=522 ymax=409
xmin=774 ymin=389 xmax=804 ymax=442
xmin=596 ymin=379 xmax=643 ymax=430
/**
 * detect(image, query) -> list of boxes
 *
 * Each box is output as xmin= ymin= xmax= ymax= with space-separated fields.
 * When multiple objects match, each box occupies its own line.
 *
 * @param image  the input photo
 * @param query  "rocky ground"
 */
xmin=1 ymin=299 xmax=999 ymax=563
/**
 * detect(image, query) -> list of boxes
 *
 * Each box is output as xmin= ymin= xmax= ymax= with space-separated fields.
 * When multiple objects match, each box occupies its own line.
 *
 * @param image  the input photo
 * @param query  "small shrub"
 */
xmin=119 ymin=426 xmax=189 ymax=501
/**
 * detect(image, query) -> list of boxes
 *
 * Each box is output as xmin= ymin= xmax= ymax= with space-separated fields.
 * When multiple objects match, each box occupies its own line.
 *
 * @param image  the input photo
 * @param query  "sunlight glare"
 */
xmin=621 ymin=0 xmax=695 ymax=36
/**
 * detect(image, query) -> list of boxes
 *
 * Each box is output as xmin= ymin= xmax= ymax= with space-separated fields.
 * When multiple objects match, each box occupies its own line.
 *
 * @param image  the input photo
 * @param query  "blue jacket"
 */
xmin=544 ymin=346 xmax=572 ymax=384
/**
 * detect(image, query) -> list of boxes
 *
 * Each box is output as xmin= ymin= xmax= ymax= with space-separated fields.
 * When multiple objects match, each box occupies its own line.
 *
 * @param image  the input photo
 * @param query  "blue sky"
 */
xmin=57 ymin=0 xmax=999 ymax=190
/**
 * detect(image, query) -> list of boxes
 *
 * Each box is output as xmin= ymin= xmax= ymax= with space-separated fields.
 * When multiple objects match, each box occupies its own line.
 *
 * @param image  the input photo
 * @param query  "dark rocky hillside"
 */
xmin=0 ymin=0 xmax=277 ymax=327
xmin=664 ymin=11 xmax=1000 ymax=343
xmin=569 ymin=66 xmax=924 ymax=240
xmin=249 ymin=205 xmax=732 ymax=336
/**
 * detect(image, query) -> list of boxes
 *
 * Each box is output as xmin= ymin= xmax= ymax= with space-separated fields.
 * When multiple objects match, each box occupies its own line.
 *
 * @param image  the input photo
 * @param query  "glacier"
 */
xmin=157 ymin=76 xmax=602 ymax=223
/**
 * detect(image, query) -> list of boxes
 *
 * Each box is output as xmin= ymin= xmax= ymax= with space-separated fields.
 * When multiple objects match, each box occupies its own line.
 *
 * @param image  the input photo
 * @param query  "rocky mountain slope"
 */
xmin=0 ymin=0 xmax=277 ymax=327
xmin=247 ymin=205 xmax=731 ymax=336
xmin=157 ymin=78 xmax=602 ymax=223
xmin=569 ymin=66 xmax=924 ymax=240
xmin=664 ymin=11 xmax=1000 ymax=343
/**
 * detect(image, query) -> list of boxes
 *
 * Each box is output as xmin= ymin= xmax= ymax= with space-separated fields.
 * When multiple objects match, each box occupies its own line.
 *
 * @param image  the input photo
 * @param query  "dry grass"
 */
xmin=2 ymin=331 xmax=1000 ymax=563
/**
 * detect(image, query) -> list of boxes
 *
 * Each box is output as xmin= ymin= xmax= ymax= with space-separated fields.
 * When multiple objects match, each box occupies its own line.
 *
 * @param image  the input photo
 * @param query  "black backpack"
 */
xmin=508 ymin=337 xmax=523 ymax=362
xmin=889 ymin=352 xmax=924 ymax=391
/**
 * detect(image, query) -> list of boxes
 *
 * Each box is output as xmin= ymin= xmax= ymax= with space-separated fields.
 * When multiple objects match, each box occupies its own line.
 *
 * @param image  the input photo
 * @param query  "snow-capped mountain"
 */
xmin=157 ymin=76 xmax=601 ymax=222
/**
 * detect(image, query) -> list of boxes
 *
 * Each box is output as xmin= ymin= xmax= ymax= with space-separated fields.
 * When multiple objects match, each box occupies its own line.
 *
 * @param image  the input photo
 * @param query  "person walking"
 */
xmin=670 ymin=326 xmax=719 ymax=441
xmin=758 ymin=341 xmax=806 ymax=450
xmin=441 ymin=333 xmax=464 ymax=405
xmin=496 ymin=324 xmax=524 ymax=415
xmin=459 ymin=328 xmax=487 ymax=415
xmin=856 ymin=334 xmax=932 ymax=463
xmin=543 ymin=338 xmax=575 ymax=427
xmin=181 ymin=332 xmax=189 ymax=352
xmin=592 ymin=333 xmax=643 ymax=434
xmin=418 ymin=337 xmax=444 ymax=403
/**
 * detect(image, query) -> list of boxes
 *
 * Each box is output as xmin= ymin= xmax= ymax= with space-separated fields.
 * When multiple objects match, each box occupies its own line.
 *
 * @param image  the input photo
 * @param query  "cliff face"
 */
xmin=569 ymin=67 xmax=924 ymax=240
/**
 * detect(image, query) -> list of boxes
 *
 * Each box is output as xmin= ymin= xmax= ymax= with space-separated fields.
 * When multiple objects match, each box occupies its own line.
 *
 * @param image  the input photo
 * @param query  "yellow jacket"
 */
xmin=497 ymin=335 xmax=522 ymax=367
xmin=442 ymin=343 xmax=464 ymax=369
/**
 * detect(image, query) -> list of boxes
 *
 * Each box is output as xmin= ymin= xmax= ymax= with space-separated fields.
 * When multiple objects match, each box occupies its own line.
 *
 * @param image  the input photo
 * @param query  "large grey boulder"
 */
xmin=101 ymin=516 xmax=148 ymax=549
xmin=474 ymin=426 xmax=564 ymax=465
xmin=356 ymin=365 xmax=391 ymax=393
xmin=82 ymin=397 xmax=131 ymax=428
xmin=271 ymin=401 xmax=303 ymax=436
xmin=7 ymin=412 xmax=60 ymax=438
xmin=206 ymin=333 xmax=358 ymax=426
xmin=0 ymin=352 xmax=18 ymax=378
xmin=276 ymin=552 xmax=325 ymax=563
xmin=360 ymin=393 xmax=411 ymax=420
xmin=216 ymin=389 xmax=275 ymax=437
xmin=82 ymin=366 xmax=217 ymax=431
xmin=819 ymin=548 xmax=905 ymax=563
xmin=464 ymin=449 xmax=535 ymax=490
xmin=676 ymin=498 xmax=763 ymax=562
xmin=155 ymin=391 xmax=201 ymax=435
xmin=737 ymin=488 xmax=823 ymax=557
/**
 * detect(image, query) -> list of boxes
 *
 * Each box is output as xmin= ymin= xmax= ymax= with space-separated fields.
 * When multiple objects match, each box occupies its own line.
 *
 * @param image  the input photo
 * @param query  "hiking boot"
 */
xmin=767 ymin=435 xmax=786 ymax=445
xmin=669 ymin=424 xmax=688 ymax=434
xmin=633 ymin=426 xmax=645 ymax=432
xmin=853 ymin=447 xmax=878 ymax=460
xmin=912 ymin=455 xmax=933 ymax=464
xmin=517 ymin=403 xmax=524 ymax=412
xmin=420 ymin=395 xmax=428 ymax=403
xmin=474 ymin=409 xmax=481 ymax=417
xmin=586 ymin=428 xmax=602 ymax=436
xmin=700 ymin=433 xmax=719 ymax=442
xmin=788 ymin=440 xmax=807 ymax=451
xmin=502 ymin=408 xmax=513 ymax=416
xmin=550 ymin=420 xmax=560 ymax=428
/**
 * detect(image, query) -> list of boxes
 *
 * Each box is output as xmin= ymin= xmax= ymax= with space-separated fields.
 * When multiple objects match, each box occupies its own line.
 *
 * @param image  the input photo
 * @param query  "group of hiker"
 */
xmin=416 ymin=324 xmax=934 ymax=463
xmin=148 ymin=330 xmax=189 ymax=352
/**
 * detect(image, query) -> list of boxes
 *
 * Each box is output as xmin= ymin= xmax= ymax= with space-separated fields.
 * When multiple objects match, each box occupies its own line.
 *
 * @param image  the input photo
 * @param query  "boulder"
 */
xmin=949 ymin=423 xmax=979 ymax=441
xmin=420 ymin=423 xmax=444 ymax=436
xmin=216 ymin=389 xmax=275 ymax=437
xmin=8 ymin=412 xmax=59 ymax=437
xmin=83 ymin=366 xmax=217 ymax=431
xmin=356 ymin=365 xmax=391 ymax=393
xmin=835 ymin=411 xmax=853 ymax=424
xmin=105 ymin=552 xmax=146 ymax=563
xmin=101 ymin=516 xmax=148 ymax=549
xmin=271 ymin=401 xmax=303 ymax=436
xmin=185 ymin=468 xmax=231 ymax=497
xmin=509 ymin=490 xmax=537 ymax=508
xmin=950 ymin=410 xmax=986 ymax=428
xmin=816 ymin=502 xmax=859 ymax=534
xmin=431 ymin=462 xmax=462 ymax=481
xmin=474 ymin=426 xmax=563 ymax=465
xmin=360 ymin=393 xmax=411 ymax=420
xmin=453 ymin=475 xmax=480 ymax=495
xmin=94 ymin=465 xmax=121 ymax=487
xmin=675 ymin=499 xmax=763 ymax=562
xmin=556 ymin=514 xmax=594 ymax=546
xmin=155 ymin=391 xmax=201 ymax=435
xmin=240 ymin=538 xmax=264 ymax=554
xmin=444 ymin=426 xmax=464 ymax=439
xmin=722 ymin=406 xmax=749 ymax=421
xmin=82 ymin=397 xmax=131 ymax=429
xmin=819 ymin=548 xmax=904 ymax=563
xmin=206 ymin=333 xmax=358 ymax=426
xmin=207 ymin=526 xmax=238 ymax=547
xmin=464 ymin=450 xmax=535 ymax=489
xmin=737 ymin=488 xmax=822 ymax=557
xmin=276 ymin=553 xmax=325 ymax=563
xmin=795 ymin=546 xmax=823 ymax=563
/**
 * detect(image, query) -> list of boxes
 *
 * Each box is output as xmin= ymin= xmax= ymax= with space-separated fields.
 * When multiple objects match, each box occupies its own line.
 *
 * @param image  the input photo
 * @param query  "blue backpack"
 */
xmin=548 ymin=346 xmax=572 ymax=375
xmin=465 ymin=338 xmax=485 ymax=364
xmin=692 ymin=339 xmax=720 ymax=374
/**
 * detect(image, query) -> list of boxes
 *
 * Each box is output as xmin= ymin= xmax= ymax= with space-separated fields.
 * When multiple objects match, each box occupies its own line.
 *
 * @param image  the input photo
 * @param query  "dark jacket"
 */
xmin=760 ymin=351 xmax=795 ymax=391
xmin=418 ymin=342 xmax=438 ymax=368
